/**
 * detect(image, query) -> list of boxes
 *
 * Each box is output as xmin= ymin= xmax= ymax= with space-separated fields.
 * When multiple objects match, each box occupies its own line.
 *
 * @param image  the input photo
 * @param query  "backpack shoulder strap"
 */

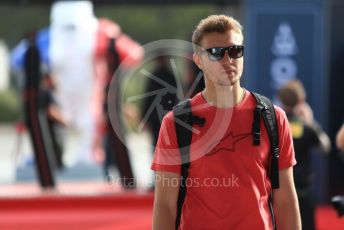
xmin=173 ymin=99 xmax=205 ymax=230
xmin=173 ymin=99 xmax=193 ymax=163
xmin=251 ymin=92 xmax=279 ymax=230
xmin=173 ymin=99 xmax=192 ymax=230
xmin=251 ymin=92 xmax=280 ymax=189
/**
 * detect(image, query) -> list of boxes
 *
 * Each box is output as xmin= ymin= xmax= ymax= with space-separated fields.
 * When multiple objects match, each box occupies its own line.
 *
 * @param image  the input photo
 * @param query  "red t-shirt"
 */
xmin=151 ymin=90 xmax=296 ymax=230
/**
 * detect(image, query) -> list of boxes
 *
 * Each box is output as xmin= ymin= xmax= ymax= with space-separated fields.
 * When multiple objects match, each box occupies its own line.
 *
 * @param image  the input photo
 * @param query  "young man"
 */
xmin=151 ymin=15 xmax=301 ymax=230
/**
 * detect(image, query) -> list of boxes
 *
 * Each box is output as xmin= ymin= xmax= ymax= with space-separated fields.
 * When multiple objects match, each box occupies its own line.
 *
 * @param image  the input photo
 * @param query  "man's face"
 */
xmin=193 ymin=30 xmax=244 ymax=87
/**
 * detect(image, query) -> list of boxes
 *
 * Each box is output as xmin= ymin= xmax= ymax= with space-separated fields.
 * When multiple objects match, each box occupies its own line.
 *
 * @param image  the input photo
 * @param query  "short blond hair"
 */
xmin=192 ymin=15 xmax=243 ymax=52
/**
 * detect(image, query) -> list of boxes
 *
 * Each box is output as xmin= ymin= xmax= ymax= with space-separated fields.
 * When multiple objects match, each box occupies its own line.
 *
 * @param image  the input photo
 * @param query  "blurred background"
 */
xmin=0 ymin=0 xmax=343 ymax=229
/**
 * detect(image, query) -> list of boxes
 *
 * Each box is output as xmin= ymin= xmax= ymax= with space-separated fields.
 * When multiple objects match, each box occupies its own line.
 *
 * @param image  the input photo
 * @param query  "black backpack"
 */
xmin=173 ymin=91 xmax=280 ymax=230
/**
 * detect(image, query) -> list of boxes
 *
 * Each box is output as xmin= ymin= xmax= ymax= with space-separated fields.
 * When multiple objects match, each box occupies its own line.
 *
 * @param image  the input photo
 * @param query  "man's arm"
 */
xmin=310 ymin=121 xmax=331 ymax=154
xmin=273 ymin=167 xmax=301 ymax=230
xmin=152 ymin=171 xmax=180 ymax=230
xmin=295 ymin=102 xmax=331 ymax=153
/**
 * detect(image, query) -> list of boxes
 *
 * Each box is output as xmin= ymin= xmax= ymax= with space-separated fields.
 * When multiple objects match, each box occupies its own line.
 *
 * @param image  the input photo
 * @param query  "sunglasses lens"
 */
xmin=229 ymin=46 xmax=244 ymax=59
xmin=207 ymin=48 xmax=225 ymax=61
xmin=204 ymin=46 xmax=244 ymax=61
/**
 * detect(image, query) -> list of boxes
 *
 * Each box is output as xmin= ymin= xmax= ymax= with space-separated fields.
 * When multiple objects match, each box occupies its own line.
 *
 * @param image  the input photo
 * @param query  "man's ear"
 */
xmin=193 ymin=53 xmax=203 ymax=70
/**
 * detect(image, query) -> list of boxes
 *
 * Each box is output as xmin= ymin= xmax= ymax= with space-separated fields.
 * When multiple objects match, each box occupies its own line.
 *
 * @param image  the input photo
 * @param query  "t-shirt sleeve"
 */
xmin=274 ymin=106 xmax=297 ymax=170
xmin=151 ymin=111 xmax=181 ymax=174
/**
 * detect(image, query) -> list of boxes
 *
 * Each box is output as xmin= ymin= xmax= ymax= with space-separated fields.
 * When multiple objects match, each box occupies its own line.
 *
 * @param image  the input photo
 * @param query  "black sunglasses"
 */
xmin=200 ymin=45 xmax=244 ymax=61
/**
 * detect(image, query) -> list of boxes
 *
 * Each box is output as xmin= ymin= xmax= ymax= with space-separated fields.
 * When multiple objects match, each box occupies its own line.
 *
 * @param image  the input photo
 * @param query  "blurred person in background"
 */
xmin=331 ymin=123 xmax=344 ymax=217
xmin=11 ymin=30 xmax=66 ymax=173
xmin=278 ymin=79 xmax=331 ymax=230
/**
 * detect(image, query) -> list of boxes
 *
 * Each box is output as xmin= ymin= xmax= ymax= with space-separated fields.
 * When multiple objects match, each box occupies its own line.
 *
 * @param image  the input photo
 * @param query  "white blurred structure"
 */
xmin=49 ymin=1 xmax=99 ymax=165
xmin=0 ymin=40 xmax=10 ymax=91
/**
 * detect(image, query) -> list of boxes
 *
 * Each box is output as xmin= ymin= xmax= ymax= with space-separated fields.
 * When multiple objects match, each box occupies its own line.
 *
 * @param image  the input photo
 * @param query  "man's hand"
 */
xmin=294 ymin=102 xmax=314 ymax=125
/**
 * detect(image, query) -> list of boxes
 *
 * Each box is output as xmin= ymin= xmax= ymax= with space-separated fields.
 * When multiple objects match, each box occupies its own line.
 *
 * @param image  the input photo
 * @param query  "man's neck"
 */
xmin=202 ymin=84 xmax=244 ymax=108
